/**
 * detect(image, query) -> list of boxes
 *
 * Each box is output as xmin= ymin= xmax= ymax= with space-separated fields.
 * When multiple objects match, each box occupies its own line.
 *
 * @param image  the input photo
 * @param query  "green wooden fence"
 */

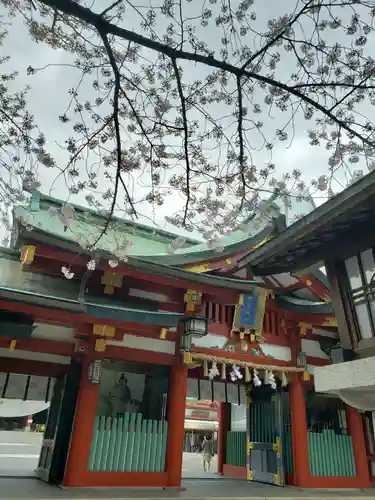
xmin=281 ymin=392 xmax=294 ymax=475
xmin=226 ymin=431 xmax=246 ymax=467
xmin=308 ymin=430 xmax=356 ymax=477
xmin=88 ymin=413 xmax=168 ymax=472
xmin=248 ymin=400 xmax=276 ymax=443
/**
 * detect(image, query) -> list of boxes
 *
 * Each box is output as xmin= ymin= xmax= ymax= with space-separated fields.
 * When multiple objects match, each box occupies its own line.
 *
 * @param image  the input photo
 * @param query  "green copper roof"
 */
xmin=13 ymin=189 xmax=284 ymax=266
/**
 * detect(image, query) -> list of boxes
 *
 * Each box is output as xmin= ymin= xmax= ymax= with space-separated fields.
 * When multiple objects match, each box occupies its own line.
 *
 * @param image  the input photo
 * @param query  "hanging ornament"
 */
xmin=281 ymin=372 xmax=289 ymax=387
xmin=208 ymin=362 xmax=220 ymax=381
xmin=264 ymin=369 xmax=269 ymax=385
xmin=244 ymin=365 xmax=252 ymax=383
xmin=108 ymin=259 xmax=119 ymax=268
xmin=61 ymin=266 xmax=74 ymax=280
xmin=253 ymin=369 xmax=262 ymax=387
xmin=203 ymin=360 xmax=209 ymax=378
xmin=87 ymin=259 xmax=96 ymax=271
xmin=221 ymin=363 xmax=226 ymax=380
xmin=230 ymin=364 xmax=243 ymax=382
xmin=268 ymin=371 xmax=277 ymax=390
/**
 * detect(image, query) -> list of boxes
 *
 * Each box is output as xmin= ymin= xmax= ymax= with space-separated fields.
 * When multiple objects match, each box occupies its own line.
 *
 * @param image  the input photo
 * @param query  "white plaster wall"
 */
xmin=314 ymin=356 xmax=375 ymax=393
xmin=301 ymin=339 xmax=329 ymax=359
xmin=260 ymin=344 xmax=291 ymax=362
xmin=107 ymin=334 xmax=175 ymax=354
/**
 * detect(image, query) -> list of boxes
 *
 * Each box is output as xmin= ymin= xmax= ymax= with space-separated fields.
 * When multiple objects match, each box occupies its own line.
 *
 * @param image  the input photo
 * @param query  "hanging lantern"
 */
xmin=296 ymin=351 xmax=307 ymax=368
xmin=88 ymin=360 xmax=103 ymax=384
xmin=180 ymin=334 xmax=193 ymax=351
xmin=180 ymin=316 xmax=208 ymax=338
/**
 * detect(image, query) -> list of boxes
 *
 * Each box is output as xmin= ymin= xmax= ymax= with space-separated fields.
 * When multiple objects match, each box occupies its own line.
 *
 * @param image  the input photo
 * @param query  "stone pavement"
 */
xmin=182 ymin=452 xmax=218 ymax=479
xmin=0 ymin=478 xmax=374 ymax=500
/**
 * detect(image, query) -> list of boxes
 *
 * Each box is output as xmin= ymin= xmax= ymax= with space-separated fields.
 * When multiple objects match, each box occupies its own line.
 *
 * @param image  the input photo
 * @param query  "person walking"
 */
xmin=202 ymin=434 xmax=214 ymax=472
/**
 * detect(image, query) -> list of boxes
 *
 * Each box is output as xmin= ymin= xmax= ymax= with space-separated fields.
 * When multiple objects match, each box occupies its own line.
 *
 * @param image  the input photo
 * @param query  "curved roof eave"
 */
xmin=276 ymin=295 xmax=333 ymax=314
xmin=149 ymin=220 xmax=281 ymax=266
xmin=14 ymin=190 xmax=286 ymax=266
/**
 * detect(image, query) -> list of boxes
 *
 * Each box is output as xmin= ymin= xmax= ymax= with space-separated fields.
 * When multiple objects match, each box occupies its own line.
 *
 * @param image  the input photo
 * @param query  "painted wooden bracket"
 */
xmin=184 ymin=289 xmax=202 ymax=315
xmin=159 ymin=327 xmax=168 ymax=340
xmin=298 ymin=322 xmax=312 ymax=337
xmin=8 ymin=340 xmax=17 ymax=352
xmin=94 ymin=338 xmax=106 ymax=352
xmin=302 ymin=370 xmax=311 ymax=381
xmin=93 ymin=324 xmax=115 ymax=338
xmin=182 ymin=351 xmax=193 ymax=364
xmin=101 ymin=272 xmax=123 ymax=295
xmin=322 ymin=316 xmax=337 ymax=327
xmin=20 ymin=245 xmax=36 ymax=268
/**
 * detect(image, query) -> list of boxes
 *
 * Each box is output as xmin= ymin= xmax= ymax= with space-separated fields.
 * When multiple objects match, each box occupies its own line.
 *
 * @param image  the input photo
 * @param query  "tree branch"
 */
xmin=241 ymin=0 xmax=314 ymax=71
xmin=93 ymin=29 xmax=137 ymax=246
xmin=171 ymin=58 xmax=190 ymax=227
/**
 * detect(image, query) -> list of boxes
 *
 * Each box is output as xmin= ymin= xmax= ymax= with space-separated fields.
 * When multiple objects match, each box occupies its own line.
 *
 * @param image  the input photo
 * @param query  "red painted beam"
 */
xmin=306 ymin=356 xmax=330 ymax=366
xmin=298 ymin=274 xmax=330 ymax=301
xmin=0 ymin=357 xmax=67 ymax=377
xmin=32 ymin=246 xmax=240 ymax=301
xmin=0 ymin=301 xmax=177 ymax=335
xmin=0 ymin=337 xmax=74 ymax=356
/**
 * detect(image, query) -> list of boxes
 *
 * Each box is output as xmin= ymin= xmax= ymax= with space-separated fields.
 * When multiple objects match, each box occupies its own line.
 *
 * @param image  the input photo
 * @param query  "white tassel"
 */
xmin=203 ymin=360 xmax=209 ymax=377
xmin=221 ymin=363 xmax=226 ymax=380
xmin=269 ymin=370 xmax=277 ymax=390
xmin=264 ymin=369 xmax=269 ymax=385
xmin=209 ymin=362 xmax=220 ymax=380
xmin=281 ymin=372 xmax=288 ymax=387
xmin=253 ymin=369 xmax=262 ymax=387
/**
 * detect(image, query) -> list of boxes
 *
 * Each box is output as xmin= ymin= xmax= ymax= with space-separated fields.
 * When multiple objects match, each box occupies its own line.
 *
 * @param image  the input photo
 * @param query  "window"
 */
xmin=345 ymin=249 xmax=375 ymax=340
xmin=96 ymin=360 xmax=169 ymax=421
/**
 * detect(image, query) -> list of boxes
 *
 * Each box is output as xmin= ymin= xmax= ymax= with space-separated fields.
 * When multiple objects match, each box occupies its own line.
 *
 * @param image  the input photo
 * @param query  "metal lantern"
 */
xmin=180 ymin=334 xmax=193 ymax=351
xmin=88 ymin=359 xmax=103 ymax=384
xmin=180 ymin=316 xmax=209 ymax=338
xmin=296 ymin=351 xmax=307 ymax=368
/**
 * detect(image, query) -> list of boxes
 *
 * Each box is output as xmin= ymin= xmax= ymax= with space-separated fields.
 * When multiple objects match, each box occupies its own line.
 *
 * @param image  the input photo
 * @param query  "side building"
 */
xmin=245 ymin=170 xmax=375 ymax=487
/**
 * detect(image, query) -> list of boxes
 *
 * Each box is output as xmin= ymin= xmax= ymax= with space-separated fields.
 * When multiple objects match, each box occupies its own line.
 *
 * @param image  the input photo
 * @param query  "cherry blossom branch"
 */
xmin=36 ymin=0 xmax=375 ymax=149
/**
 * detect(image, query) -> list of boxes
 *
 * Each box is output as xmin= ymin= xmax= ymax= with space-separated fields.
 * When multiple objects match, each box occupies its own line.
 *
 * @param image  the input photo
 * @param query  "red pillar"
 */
xmin=217 ymin=402 xmax=231 ymax=475
xmin=289 ymin=374 xmax=310 ymax=487
xmin=346 ymin=405 xmax=371 ymax=488
xmin=64 ymin=356 xmax=99 ymax=486
xmin=166 ymin=363 xmax=188 ymax=487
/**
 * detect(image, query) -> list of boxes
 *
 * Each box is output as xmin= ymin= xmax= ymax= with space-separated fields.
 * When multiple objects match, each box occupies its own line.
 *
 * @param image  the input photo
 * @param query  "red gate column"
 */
xmin=166 ymin=363 xmax=188 ymax=487
xmin=217 ymin=402 xmax=231 ymax=475
xmin=289 ymin=374 xmax=310 ymax=487
xmin=346 ymin=404 xmax=371 ymax=488
xmin=64 ymin=356 xmax=99 ymax=486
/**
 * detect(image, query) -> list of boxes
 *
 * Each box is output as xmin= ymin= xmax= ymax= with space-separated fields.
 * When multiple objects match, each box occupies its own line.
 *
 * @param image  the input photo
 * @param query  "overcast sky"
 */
xmin=0 ymin=0 xmax=373 ymax=244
